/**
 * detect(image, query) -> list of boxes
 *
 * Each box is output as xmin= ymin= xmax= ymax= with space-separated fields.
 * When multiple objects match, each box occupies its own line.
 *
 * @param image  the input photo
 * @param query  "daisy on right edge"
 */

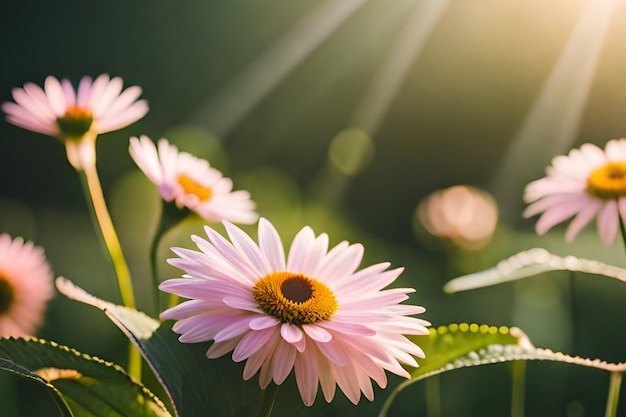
xmin=129 ymin=135 xmax=258 ymax=224
xmin=159 ymin=218 xmax=430 ymax=406
xmin=523 ymin=138 xmax=626 ymax=245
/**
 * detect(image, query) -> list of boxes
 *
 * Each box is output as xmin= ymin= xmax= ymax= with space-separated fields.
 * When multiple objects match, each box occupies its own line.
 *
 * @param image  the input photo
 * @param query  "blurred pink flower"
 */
xmin=129 ymin=135 xmax=258 ymax=224
xmin=3 ymin=74 xmax=148 ymax=171
xmin=160 ymin=218 xmax=429 ymax=406
xmin=524 ymin=138 xmax=626 ymax=245
xmin=0 ymin=234 xmax=54 ymax=337
xmin=2 ymin=74 xmax=148 ymax=139
xmin=417 ymin=185 xmax=498 ymax=250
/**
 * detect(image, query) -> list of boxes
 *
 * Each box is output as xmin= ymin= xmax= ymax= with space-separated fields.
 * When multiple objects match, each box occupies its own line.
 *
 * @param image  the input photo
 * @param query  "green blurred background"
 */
xmin=2 ymin=0 xmax=626 ymax=415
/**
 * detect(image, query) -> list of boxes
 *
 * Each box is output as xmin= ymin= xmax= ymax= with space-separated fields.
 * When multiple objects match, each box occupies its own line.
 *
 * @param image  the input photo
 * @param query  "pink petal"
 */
xmin=76 ymin=76 xmax=93 ymax=107
xmin=249 ymin=315 xmax=280 ymax=330
xmin=294 ymin=349 xmax=319 ymax=406
xmin=280 ymin=323 xmax=303 ymax=343
xmin=258 ymin=218 xmax=286 ymax=271
xmin=271 ymin=341 xmax=296 ymax=384
xmin=564 ymin=198 xmax=602 ymax=242
xmin=302 ymin=324 xmax=332 ymax=342
xmin=43 ymin=76 xmax=66 ymax=116
xmin=534 ymin=196 xmax=590 ymax=235
xmin=232 ymin=327 xmax=275 ymax=362
xmin=597 ymin=200 xmax=619 ymax=245
xmin=286 ymin=227 xmax=316 ymax=271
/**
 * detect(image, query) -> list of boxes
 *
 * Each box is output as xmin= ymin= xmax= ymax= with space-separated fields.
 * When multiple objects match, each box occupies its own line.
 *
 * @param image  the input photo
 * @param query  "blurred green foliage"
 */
xmin=3 ymin=0 xmax=626 ymax=415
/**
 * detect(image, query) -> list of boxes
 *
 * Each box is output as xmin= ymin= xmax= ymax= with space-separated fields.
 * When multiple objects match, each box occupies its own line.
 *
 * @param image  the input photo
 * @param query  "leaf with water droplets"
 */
xmin=443 ymin=248 xmax=626 ymax=293
xmin=407 ymin=323 xmax=626 ymax=382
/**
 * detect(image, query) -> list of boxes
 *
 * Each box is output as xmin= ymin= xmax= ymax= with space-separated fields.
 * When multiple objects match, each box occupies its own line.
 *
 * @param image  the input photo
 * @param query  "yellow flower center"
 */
xmin=178 ymin=174 xmax=213 ymax=201
xmin=0 ymin=276 xmax=15 ymax=314
xmin=253 ymin=272 xmax=338 ymax=325
xmin=56 ymin=106 xmax=94 ymax=138
xmin=587 ymin=162 xmax=626 ymax=199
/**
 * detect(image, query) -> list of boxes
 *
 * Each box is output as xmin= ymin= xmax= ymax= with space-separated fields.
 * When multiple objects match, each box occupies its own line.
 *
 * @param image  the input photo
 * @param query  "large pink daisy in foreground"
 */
xmin=129 ymin=135 xmax=258 ymax=224
xmin=160 ymin=218 xmax=429 ymax=406
xmin=0 ymin=234 xmax=54 ymax=337
xmin=524 ymin=138 xmax=626 ymax=245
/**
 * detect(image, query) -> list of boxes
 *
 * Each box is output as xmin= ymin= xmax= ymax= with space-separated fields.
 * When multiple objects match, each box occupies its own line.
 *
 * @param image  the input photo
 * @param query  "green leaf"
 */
xmin=55 ymin=277 xmax=276 ymax=417
xmin=379 ymin=323 xmax=626 ymax=416
xmin=443 ymin=247 xmax=626 ymax=293
xmin=407 ymin=323 xmax=533 ymax=381
xmin=0 ymin=357 xmax=73 ymax=417
xmin=0 ymin=337 xmax=170 ymax=417
xmin=56 ymin=277 xmax=375 ymax=416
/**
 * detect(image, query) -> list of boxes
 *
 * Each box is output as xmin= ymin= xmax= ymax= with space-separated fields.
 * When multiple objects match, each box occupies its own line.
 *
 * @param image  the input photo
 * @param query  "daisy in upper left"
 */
xmin=0 ymin=234 xmax=54 ymax=338
xmin=2 ymin=74 xmax=148 ymax=170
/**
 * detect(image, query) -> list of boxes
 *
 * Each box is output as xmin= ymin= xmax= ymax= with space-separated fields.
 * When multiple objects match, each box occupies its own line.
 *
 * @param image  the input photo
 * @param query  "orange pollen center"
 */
xmin=253 ymin=272 xmax=338 ymax=324
xmin=56 ymin=105 xmax=94 ymax=138
xmin=586 ymin=162 xmax=626 ymax=199
xmin=177 ymin=174 xmax=213 ymax=201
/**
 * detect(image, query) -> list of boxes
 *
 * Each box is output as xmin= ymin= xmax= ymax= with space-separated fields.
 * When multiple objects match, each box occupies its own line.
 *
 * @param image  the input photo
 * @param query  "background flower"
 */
xmin=524 ymin=138 xmax=626 ymax=245
xmin=129 ymin=135 xmax=258 ymax=224
xmin=0 ymin=234 xmax=54 ymax=338
xmin=3 ymin=74 xmax=148 ymax=171
xmin=160 ymin=218 xmax=430 ymax=406
xmin=2 ymin=74 xmax=148 ymax=139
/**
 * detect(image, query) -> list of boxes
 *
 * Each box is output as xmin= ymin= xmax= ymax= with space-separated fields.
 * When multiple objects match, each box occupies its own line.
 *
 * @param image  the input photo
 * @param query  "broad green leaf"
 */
xmin=0 ymin=357 xmax=73 ymax=417
xmin=0 ymin=337 xmax=170 ymax=417
xmin=56 ymin=277 xmax=312 ymax=417
xmin=379 ymin=323 xmax=626 ymax=416
xmin=407 ymin=323 xmax=533 ymax=381
xmin=443 ymin=247 xmax=626 ymax=293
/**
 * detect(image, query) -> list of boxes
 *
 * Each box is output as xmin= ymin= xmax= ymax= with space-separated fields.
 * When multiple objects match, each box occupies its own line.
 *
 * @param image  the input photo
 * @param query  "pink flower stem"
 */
xmin=78 ymin=161 xmax=141 ymax=381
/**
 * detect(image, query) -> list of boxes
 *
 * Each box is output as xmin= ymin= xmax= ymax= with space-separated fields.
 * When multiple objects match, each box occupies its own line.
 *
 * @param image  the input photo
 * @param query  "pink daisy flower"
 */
xmin=3 ymin=74 xmax=148 ymax=171
xmin=2 ymin=74 xmax=148 ymax=139
xmin=0 ymin=234 xmax=54 ymax=337
xmin=129 ymin=135 xmax=258 ymax=224
xmin=524 ymin=138 xmax=626 ymax=245
xmin=159 ymin=218 xmax=429 ymax=406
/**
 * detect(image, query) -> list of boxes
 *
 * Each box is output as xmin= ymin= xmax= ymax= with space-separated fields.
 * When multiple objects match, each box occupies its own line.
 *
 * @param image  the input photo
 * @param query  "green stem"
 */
xmin=605 ymin=372 xmax=622 ymax=417
xmin=569 ymin=271 xmax=578 ymax=353
xmin=619 ymin=213 xmax=626 ymax=262
xmin=149 ymin=202 xmax=189 ymax=314
xmin=255 ymin=384 xmax=280 ymax=417
xmin=510 ymin=360 xmax=525 ymax=417
xmin=78 ymin=163 xmax=141 ymax=381
xmin=377 ymin=378 xmax=412 ymax=417
xmin=80 ymin=165 xmax=136 ymax=309
xmin=149 ymin=203 xmax=167 ymax=314
xmin=425 ymin=375 xmax=441 ymax=417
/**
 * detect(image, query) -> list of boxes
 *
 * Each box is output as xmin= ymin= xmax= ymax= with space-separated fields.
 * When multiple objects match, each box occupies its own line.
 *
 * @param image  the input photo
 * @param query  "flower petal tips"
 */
xmin=159 ymin=218 xmax=430 ymax=406
xmin=129 ymin=135 xmax=258 ymax=224
xmin=2 ymin=74 xmax=148 ymax=139
xmin=524 ymin=138 xmax=626 ymax=245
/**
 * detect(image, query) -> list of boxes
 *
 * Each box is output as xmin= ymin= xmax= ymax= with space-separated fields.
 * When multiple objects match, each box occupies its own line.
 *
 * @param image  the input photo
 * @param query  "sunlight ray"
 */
xmin=491 ymin=0 xmax=618 ymax=218
xmin=314 ymin=0 xmax=450 ymax=204
xmin=351 ymin=0 xmax=450 ymax=136
xmin=191 ymin=0 xmax=366 ymax=138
